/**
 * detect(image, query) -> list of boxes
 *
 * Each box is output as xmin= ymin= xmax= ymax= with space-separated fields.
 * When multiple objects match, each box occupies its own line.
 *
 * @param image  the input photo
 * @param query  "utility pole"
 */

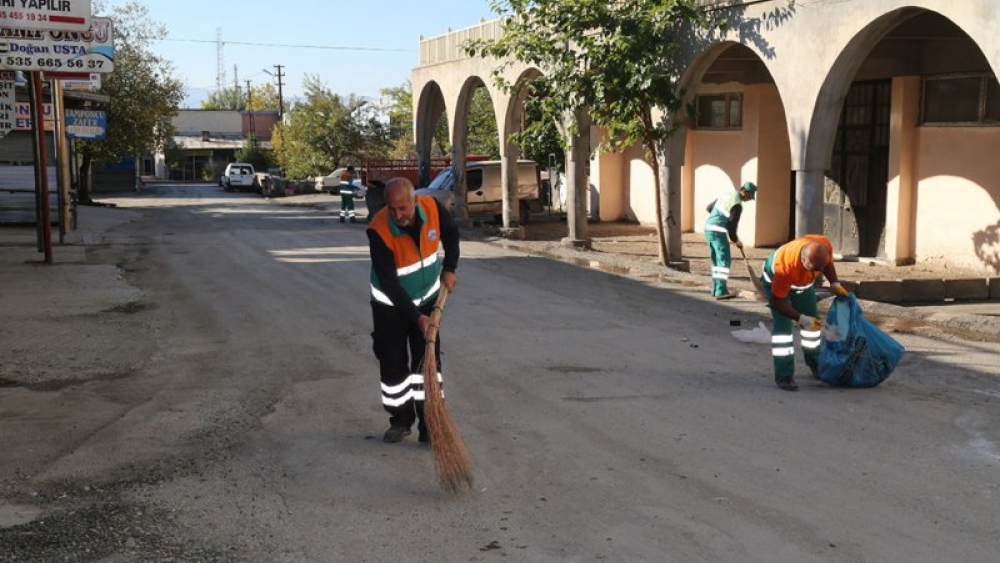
xmin=263 ymin=65 xmax=285 ymax=121
xmin=273 ymin=64 xmax=284 ymax=120
xmin=245 ymin=80 xmax=255 ymax=141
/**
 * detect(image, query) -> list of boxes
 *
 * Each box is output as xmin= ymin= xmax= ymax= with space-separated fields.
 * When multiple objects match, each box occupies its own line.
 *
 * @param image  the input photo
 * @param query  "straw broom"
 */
xmin=738 ymin=246 xmax=768 ymax=302
xmin=421 ymin=287 xmax=474 ymax=492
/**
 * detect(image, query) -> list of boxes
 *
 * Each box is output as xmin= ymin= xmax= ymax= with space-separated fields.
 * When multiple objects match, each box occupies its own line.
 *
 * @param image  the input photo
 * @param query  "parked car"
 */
xmin=314 ymin=167 xmax=350 ymax=193
xmin=315 ymin=167 xmax=370 ymax=198
xmin=415 ymin=160 xmax=542 ymax=223
xmin=221 ymin=162 xmax=257 ymax=192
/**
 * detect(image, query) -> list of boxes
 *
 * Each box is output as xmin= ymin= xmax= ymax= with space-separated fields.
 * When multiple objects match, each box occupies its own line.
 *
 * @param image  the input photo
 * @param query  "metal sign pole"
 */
xmin=29 ymin=71 xmax=53 ymax=263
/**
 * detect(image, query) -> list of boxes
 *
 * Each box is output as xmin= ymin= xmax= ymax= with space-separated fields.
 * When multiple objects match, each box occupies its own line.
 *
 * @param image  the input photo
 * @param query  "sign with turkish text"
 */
xmin=11 ymin=100 xmax=54 ymax=131
xmin=0 ymin=16 xmax=113 ymax=73
xmin=64 ymin=107 xmax=103 ymax=139
xmin=0 ymin=0 xmax=91 ymax=33
xmin=53 ymin=69 xmax=98 ymax=89
xmin=0 ymin=69 xmax=14 ymax=138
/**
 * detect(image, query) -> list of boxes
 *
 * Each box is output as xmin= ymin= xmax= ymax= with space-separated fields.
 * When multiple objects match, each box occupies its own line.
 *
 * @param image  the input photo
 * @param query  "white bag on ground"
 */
xmin=731 ymin=321 xmax=771 ymax=344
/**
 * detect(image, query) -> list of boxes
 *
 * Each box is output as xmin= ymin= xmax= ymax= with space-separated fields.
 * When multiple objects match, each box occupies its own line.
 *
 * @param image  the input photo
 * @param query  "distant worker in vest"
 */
xmin=367 ymin=177 xmax=460 ymax=443
xmin=339 ymin=165 xmax=358 ymax=223
xmin=761 ymin=234 xmax=851 ymax=391
xmin=704 ymin=181 xmax=757 ymax=299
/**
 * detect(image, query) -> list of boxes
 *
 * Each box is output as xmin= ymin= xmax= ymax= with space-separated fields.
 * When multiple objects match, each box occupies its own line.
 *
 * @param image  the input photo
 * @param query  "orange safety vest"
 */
xmin=368 ymin=195 xmax=443 ymax=307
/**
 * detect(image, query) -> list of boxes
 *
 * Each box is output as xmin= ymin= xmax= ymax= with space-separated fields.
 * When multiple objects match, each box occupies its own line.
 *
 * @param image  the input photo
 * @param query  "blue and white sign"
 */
xmin=65 ymin=107 xmax=105 ymax=139
xmin=0 ymin=16 xmax=113 ymax=72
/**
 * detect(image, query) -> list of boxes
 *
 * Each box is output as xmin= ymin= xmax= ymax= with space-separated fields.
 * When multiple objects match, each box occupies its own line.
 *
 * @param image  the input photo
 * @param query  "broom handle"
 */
xmin=426 ymin=286 xmax=450 ymax=343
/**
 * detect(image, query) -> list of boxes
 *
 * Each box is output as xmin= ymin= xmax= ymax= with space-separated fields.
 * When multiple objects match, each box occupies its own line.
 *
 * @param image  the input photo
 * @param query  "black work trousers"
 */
xmin=371 ymin=299 xmax=443 ymax=430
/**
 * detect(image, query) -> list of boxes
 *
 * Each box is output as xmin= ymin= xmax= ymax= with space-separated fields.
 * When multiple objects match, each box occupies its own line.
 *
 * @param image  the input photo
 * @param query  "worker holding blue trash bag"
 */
xmin=759 ymin=235 xmax=850 ymax=392
xmin=819 ymin=291 xmax=905 ymax=388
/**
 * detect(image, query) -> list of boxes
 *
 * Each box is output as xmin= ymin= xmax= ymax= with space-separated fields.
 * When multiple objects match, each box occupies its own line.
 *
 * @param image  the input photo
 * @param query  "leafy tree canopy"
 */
xmin=274 ymin=75 xmax=392 ymax=179
xmin=77 ymin=1 xmax=184 ymax=200
xmin=202 ymin=82 xmax=280 ymax=112
xmin=468 ymin=0 xmax=722 ymax=264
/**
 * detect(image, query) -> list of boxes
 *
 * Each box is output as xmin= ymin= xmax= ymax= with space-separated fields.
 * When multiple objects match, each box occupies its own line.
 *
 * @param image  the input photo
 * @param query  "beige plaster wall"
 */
xmin=752 ymin=83 xmax=793 ymax=247
xmin=689 ymin=130 xmax=744 ymax=234
xmin=915 ymin=127 xmax=1000 ymax=271
xmin=595 ymin=150 xmax=625 ymax=220
xmin=625 ymin=145 xmax=657 ymax=224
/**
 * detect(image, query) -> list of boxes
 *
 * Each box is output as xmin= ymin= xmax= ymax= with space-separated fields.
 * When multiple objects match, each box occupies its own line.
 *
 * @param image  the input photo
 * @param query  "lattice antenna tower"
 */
xmin=215 ymin=27 xmax=225 ymax=92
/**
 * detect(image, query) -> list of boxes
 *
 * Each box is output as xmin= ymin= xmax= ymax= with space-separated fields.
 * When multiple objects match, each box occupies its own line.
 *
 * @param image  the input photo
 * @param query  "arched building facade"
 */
xmin=412 ymin=1 xmax=1000 ymax=272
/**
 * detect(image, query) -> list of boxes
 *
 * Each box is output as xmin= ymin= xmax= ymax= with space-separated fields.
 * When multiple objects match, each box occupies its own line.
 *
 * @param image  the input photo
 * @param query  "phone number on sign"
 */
xmin=2 ymin=57 xmax=104 ymax=70
xmin=0 ymin=11 xmax=54 ymax=22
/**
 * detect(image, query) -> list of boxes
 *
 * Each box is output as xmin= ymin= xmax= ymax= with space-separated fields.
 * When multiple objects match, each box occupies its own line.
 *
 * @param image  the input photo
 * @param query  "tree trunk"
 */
xmin=642 ymin=111 xmax=669 ymax=266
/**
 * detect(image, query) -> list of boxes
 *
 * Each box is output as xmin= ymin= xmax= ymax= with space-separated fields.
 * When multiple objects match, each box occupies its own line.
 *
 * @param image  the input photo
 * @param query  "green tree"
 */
xmin=381 ymin=81 xmax=416 ymax=158
xmin=467 ymin=87 xmax=500 ymax=158
xmin=202 ymin=83 xmax=279 ymax=112
xmin=235 ymin=138 xmax=274 ymax=171
xmin=469 ymin=0 xmax=721 ymax=266
xmin=247 ymin=82 xmax=281 ymax=112
xmin=519 ymin=82 xmax=564 ymax=173
xmin=201 ymin=86 xmax=245 ymax=110
xmin=80 ymin=1 xmax=184 ymax=202
xmin=275 ymin=75 xmax=391 ymax=178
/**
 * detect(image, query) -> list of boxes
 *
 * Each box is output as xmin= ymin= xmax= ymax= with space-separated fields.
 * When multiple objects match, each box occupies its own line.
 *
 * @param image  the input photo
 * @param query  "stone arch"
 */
xmin=415 ymin=80 xmax=448 ymax=186
xmin=804 ymin=7 xmax=926 ymax=174
xmin=807 ymin=7 xmax=1000 ymax=261
xmin=668 ymin=40 xmax=791 ymax=246
xmin=449 ymin=75 xmax=495 ymax=224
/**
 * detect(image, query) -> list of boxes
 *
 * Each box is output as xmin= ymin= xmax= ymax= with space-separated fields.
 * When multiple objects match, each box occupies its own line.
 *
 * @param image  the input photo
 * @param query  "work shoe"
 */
xmin=382 ymin=426 xmax=411 ymax=443
xmin=715 ymin=293 xmax=734 ymax=301
xmin=776 ymin=378 xmax=799 ymax=392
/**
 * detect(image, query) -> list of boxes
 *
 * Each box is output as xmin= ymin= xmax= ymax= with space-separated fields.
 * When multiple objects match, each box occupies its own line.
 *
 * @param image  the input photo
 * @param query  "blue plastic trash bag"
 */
xmin=819 ymin=294 xmax=905 ymax=387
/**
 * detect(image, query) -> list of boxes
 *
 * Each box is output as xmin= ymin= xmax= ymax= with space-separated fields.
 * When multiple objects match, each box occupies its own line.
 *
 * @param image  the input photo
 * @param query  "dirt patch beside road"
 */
xmin=508 ymin=217 xmax=994 ymax=285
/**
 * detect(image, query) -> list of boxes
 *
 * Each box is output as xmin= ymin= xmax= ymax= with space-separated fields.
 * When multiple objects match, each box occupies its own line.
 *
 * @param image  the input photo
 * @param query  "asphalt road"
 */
xmin=2 ymin=183 xmax=999 ymax=562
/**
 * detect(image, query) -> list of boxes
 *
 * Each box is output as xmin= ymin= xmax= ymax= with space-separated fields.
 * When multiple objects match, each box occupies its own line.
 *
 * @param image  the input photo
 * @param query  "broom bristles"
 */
xmin=740 ymin=247 xmax=768 ymax=302
xmin=422 ymin=288 xmax=474 ymax=492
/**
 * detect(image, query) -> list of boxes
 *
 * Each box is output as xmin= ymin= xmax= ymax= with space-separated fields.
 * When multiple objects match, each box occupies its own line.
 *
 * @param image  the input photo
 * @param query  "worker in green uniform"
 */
xmin=704 ymin=181 xmax=756 ymax=299
xmin=339 ymin=166 xmax=358 ymax=223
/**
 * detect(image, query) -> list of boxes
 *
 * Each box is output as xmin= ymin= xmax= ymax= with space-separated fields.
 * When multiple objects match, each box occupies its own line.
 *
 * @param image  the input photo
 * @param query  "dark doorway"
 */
xmin=824 ymin=79 xmax=891 ymax=258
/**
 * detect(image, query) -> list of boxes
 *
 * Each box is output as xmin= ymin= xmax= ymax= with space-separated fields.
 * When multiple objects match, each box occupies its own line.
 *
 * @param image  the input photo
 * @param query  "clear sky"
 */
xmin=101 ymin=0 xmax=500 ymax=108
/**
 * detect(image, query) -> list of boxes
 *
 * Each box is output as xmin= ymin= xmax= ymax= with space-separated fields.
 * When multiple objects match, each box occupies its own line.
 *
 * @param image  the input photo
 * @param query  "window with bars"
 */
xmin=696 ymin=93 xmax=743 ymax=129
xmin=922 ymin=74 xmax=1000 ymax=125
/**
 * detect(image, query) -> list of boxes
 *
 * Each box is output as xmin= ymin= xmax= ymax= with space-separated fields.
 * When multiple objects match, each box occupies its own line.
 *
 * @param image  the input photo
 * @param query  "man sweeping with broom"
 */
xmin=367 ymin=177 xmax=459 ymax=444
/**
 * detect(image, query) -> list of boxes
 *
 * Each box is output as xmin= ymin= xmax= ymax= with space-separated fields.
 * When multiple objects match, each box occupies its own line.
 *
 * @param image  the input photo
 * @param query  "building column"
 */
xmin=562 ymin=107 xmax=591 ymax=249
xmin=450 ymin=142 xmax=469 ymax=228
xmin=499 ymin=142 xmax=523 ymax=237
xmin=885 ymin=76 xmax=920 ymax=265
xmin=795 ymin=169 xmax=825 ymax=236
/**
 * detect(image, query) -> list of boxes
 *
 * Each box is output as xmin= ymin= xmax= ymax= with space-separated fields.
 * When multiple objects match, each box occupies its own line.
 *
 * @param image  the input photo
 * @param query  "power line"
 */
xmin=162 ymin=37 xmax=413 ymax=52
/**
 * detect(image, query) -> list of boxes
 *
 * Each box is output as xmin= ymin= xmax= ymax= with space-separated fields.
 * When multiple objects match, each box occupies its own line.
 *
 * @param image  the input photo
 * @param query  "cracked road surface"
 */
xmin=1 ymin=183 xmax=999 ymax=562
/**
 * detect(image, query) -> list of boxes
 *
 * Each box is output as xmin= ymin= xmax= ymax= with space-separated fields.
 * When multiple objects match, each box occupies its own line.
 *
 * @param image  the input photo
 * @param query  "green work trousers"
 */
xmin=705 ymin=230 xmax=732 ymax=297
xmin=762 ymin=280 xmax=821 ymax=383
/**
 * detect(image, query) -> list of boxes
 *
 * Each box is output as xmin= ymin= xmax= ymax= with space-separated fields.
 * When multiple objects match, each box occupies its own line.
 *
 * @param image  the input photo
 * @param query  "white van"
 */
xmin=416 ymin=160 xmax=543 ymax=223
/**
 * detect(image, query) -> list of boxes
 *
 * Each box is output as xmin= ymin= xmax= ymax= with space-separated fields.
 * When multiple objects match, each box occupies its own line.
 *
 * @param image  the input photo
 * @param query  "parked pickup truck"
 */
xmin=221 ymin=162 xmax=257 ymax=192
